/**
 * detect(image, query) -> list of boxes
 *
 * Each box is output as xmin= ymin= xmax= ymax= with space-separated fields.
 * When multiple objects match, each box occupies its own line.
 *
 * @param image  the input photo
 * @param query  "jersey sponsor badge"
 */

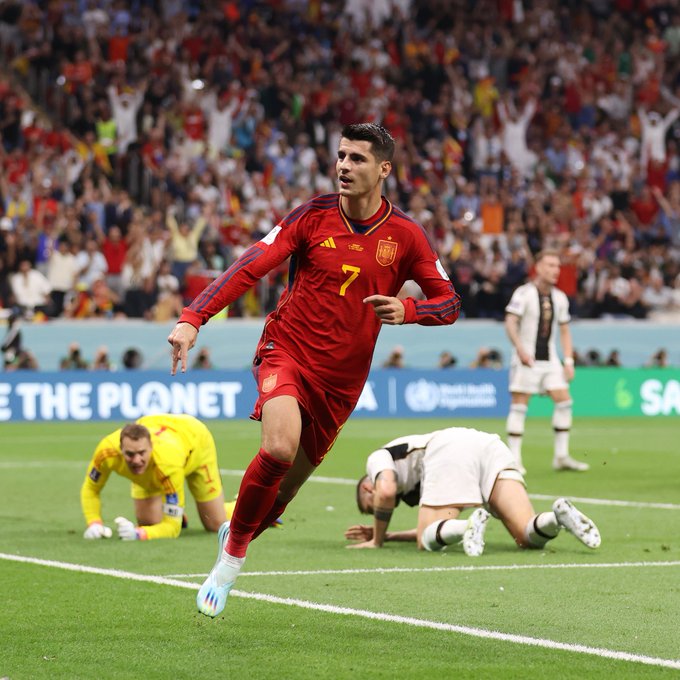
xmin=435 ymin=259 xmax=450 ymax=281
xmin=376 ymin=239 xmax=398 ymax=266
xmin=89 ymin=467 xmax=101 ymax=482
xmin=261 ymin=225 xmax=282 ymax=245
xmin=165 ymin=493 xmax=179 ymax=505
xmin=262 ymin=372 xmax=278 ymax=393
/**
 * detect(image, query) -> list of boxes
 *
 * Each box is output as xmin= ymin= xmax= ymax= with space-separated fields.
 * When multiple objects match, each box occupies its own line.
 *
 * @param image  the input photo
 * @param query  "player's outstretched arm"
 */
xmin=81 ymin=461 xmax=112 ymax=537
xmin=345 ymin=525 xmax=417 ymax=545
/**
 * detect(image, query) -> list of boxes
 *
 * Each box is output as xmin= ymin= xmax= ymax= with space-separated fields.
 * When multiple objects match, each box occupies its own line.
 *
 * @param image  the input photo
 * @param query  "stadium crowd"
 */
xmin=1 ymin=0 xmax=680 ymax=326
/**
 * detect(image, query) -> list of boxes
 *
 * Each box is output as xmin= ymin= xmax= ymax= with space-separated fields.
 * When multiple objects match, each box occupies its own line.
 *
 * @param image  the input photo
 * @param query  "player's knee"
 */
xmin=203 ymin=516 xmax=223 ymax=532
xmin=552 ymin=400 xmax=573 ymax=430
xmin=261 ymin=433 xmax=299 ymax=462
xmin=506 ymin=403 xmax=527 ymax=435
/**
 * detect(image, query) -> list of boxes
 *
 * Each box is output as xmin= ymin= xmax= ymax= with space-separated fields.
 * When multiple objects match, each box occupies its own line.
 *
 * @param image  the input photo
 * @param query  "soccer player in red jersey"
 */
xmin=167 ymin=123 xmax=462 ymax=617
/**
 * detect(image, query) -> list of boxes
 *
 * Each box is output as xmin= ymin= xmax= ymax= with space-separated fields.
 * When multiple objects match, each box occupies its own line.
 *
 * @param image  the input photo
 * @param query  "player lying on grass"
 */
xmin=80 ymin=413 xmax=234 ymax=540
xmin=345 ymin=426 xmax=601 ymax=555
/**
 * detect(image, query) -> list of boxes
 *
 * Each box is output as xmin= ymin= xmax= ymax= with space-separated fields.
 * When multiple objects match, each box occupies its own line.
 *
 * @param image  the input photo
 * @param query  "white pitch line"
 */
xmin=0 ymin=461 xmax=82 ymax=469
xmin=219 ymin=468 xmax=680 ymax=510
xmin=1 ymin=435 xmax=97 ymax=443
xmin=1 ymin=552 xmax=678 ymax=671
xmin=2 ymin=462 xmax=678 ymax=511
xmin=528 ymin=494 xmax=680 ymax=511
xmin=165 ymin=560 xmax=680 ymax=579
xmin=235 ymin=590 xmax=680 ymax=671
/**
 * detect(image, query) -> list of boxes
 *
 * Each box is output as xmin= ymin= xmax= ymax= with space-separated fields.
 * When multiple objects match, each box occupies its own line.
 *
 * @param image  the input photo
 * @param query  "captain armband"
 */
xmin=374 ymin=507 xmax=393 ymax=523
xmin=163 ymin=503 xmax=184 ymax=518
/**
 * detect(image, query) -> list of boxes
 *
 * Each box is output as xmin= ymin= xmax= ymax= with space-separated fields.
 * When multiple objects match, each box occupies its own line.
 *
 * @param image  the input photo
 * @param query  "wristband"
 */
xmin=563 ymin=357 xmax=574 ymax=366
xmin=374 ymin=508 xmax=393 ymax=522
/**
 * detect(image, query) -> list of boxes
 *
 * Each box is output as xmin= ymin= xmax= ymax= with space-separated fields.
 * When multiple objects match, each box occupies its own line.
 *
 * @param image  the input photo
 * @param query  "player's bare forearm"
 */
xmin=385 ymin=529 xmax=418 ymax=542
xmin=559 ymin=323 xmax=573 ymax=361
xmin=559 ymin=323 xmax=574 ymax=380
xmin=505 ymin=314 xmax=533 ymax=365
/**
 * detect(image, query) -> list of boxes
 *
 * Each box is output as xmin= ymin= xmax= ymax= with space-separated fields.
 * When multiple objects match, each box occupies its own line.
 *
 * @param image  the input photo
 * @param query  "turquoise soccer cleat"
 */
xmin=196 ymin=568 xmax=236 ymax=617
xmin=196 ymin=521 xmax=237 ymax=618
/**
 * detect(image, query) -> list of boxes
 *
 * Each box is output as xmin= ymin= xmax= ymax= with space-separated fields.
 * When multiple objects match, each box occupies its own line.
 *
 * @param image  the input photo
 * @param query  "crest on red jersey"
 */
xmin=262 ymin=373 xmax=278 ymax=393
xmin=376 ymin=239 xmax=398 ymax=266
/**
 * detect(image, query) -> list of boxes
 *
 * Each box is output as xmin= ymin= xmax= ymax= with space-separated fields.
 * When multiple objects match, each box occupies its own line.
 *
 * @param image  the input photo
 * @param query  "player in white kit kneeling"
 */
xmin=345 ymin=426 xmax=600 ymax=556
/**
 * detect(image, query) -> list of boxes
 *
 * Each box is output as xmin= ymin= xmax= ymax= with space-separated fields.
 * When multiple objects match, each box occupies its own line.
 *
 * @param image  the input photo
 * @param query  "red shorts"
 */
xmin=250 ymin=349 xmax=354 ymax=466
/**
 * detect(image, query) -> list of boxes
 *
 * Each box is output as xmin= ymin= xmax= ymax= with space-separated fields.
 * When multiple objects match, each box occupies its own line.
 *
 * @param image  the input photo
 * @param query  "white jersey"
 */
xmin=366 ymin=431 xmax=437 ymax=506
xmin=505 ymin=282 xmax=570 ymax=364
xmin=365 ymin=428 xmax=518 ymax=507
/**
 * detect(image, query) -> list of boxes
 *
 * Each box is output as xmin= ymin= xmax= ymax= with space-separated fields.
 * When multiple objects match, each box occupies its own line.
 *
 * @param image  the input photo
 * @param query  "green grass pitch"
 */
xmin=1 ymin=417 xmax=679 ymax=679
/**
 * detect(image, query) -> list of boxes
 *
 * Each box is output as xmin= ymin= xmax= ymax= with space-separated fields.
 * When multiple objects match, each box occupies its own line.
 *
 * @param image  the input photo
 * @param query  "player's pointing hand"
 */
xmin=364 ymin=295 xmax=405 ymax=325
xmin=167 ymin=322 xmax=199 ymax=375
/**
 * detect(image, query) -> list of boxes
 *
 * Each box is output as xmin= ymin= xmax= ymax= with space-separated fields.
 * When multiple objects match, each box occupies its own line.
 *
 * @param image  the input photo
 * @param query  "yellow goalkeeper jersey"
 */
xmin=80 ymin=413 xmax=221 ymax=539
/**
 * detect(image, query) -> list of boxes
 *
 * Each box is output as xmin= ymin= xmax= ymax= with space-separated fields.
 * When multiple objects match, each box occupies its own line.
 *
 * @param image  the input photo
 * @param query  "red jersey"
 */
xmin=179 ymin=194 xmax=461 ymax=402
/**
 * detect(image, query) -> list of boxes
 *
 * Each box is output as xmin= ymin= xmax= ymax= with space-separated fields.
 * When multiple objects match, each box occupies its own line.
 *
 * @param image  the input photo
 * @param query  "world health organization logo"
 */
xmin=404 ymin=380 xmax=440 ymax=412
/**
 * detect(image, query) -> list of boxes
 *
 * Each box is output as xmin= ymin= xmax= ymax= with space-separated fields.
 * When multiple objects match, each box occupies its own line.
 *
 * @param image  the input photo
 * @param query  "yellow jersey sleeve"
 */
xmin=139 ymin=514 xmax=182 ymax=540
xmin=80 ymin=432 xmax=122 ymax=525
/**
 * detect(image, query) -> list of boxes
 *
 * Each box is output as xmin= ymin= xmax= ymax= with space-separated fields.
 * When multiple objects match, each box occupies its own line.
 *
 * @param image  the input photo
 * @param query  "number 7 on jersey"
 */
xmin=339 ymin=264 xmax=360 ymax=296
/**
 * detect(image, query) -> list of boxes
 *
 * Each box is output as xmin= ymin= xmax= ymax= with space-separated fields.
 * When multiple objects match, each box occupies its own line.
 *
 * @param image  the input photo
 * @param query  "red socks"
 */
xmin=251 ymin=499 xmax=288 ymax=540
xmin=226 ymin=449 xmax=292 ymax=558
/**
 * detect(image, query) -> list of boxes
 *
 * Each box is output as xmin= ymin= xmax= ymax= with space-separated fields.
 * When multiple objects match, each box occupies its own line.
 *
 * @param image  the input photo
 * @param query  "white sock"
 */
xmin=552 ymin=400 xmax=572 ymax=459
xmin=524 ymin=512 xmax=561 ymax=548
xmin=422 ymin=519 xmax=469 ymax=550
xmin=507 ymin=403 xmax=527 ymax=467
xmin=216 ymin=553 xmax=245 ymax=585
xmin=508 ymin=435 xmax=523 ymax=467
xmin=554 ymin=430 xmax=570 ymax=460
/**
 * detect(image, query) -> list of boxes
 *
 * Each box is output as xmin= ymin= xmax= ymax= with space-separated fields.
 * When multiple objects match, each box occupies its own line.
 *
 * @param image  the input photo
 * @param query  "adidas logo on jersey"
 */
xmin=320 ymin=237 xmax=336 ymax=248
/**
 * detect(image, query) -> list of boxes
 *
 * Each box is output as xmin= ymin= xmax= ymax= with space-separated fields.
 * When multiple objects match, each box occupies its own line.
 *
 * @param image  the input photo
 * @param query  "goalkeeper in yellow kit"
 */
xmin=81 ymin=413 xmax=233 ymax=541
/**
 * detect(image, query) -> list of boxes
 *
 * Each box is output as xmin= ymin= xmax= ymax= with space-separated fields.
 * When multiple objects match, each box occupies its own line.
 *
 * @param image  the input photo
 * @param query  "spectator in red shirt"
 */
xmin=62 ymin=50 xmax=94 ymax=91
xmin=101 ymin=225 xmax=127 ymax=297
xmin=108 ymin=26 xmax=130 ymax=64
xmin=630 ymin=185 xmax=659 ymax=227
xmin=183 ymin=102 xmax=206 ymax=141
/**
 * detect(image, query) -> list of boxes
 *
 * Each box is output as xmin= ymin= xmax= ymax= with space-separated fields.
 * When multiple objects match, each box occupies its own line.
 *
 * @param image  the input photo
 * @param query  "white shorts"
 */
xmin=509 ymin=360 xmax=568 ymax=395
xmin=419 ymin=429 xmax=522 ymax=507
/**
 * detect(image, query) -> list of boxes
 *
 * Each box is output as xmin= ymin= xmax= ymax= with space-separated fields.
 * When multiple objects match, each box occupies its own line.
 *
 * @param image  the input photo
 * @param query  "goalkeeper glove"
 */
xmin=114 ymin=516 xmax=147 ymax=541
xmin=83 ymin=521 xmax=112 ymax=540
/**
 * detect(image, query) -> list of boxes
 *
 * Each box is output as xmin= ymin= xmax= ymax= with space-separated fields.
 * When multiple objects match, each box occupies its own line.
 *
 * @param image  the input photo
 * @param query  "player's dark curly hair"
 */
xmin=341 ymin=123 xmax=395 ymax=162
